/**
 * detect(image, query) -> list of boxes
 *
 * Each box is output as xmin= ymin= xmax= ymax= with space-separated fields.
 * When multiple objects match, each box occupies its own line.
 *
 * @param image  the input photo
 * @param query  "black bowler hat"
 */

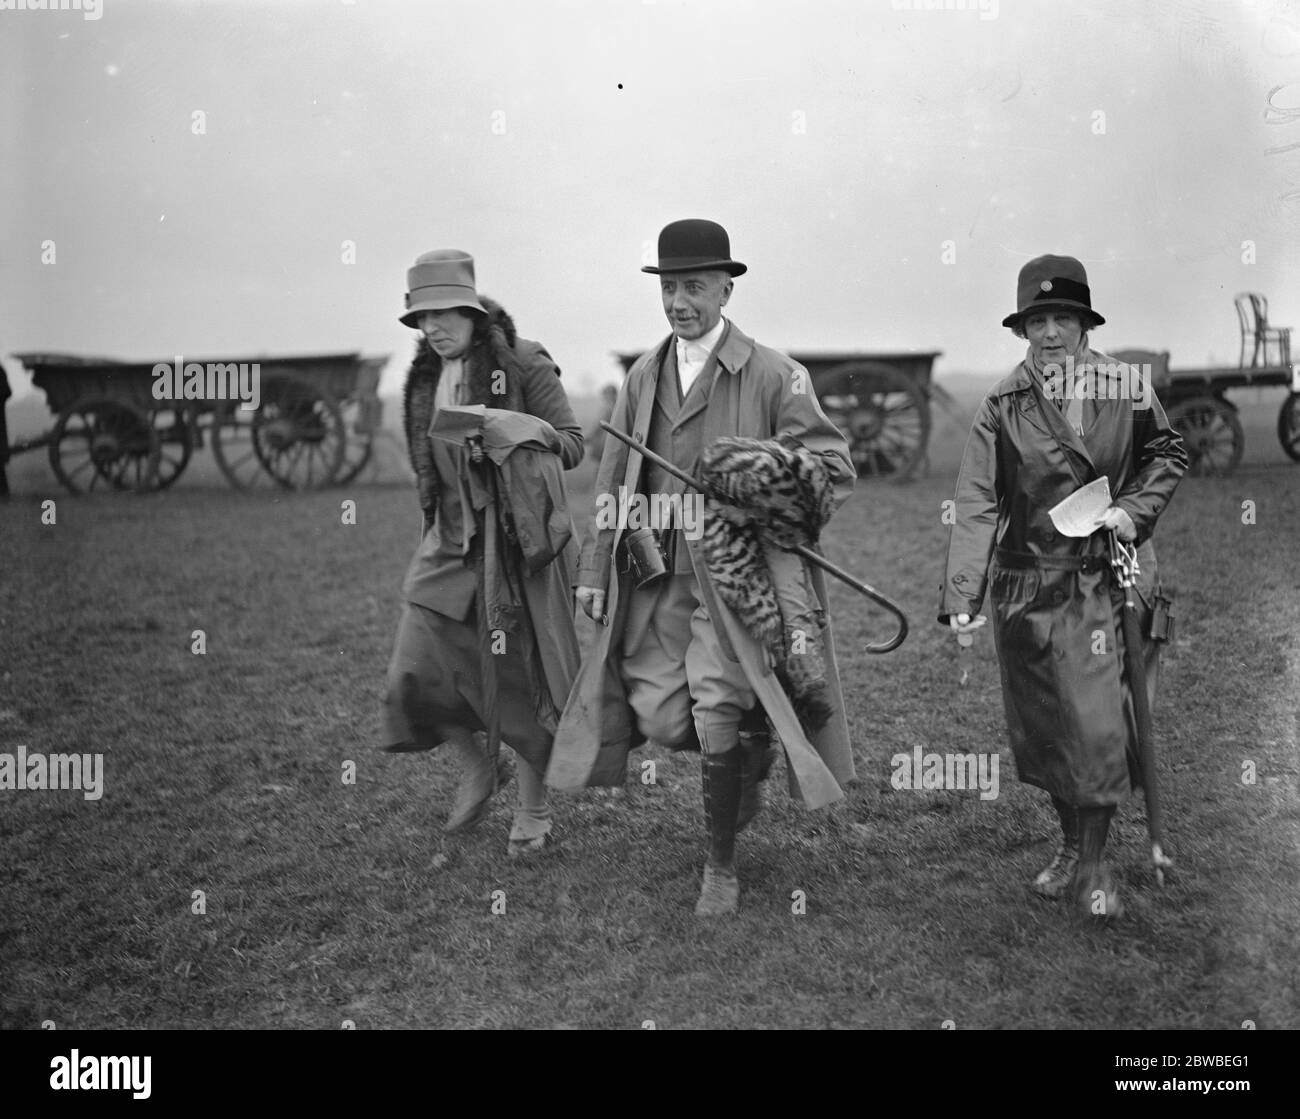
xmin=1002 ymin=254 xmax=1105 ymax=329
xmin=642 ymin=219 xmax=747 ymax=276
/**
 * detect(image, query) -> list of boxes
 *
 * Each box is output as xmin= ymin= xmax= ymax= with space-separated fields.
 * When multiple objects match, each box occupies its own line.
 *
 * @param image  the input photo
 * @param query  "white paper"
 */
xmin=1048 ymin=476 xmax=1112 ymax=538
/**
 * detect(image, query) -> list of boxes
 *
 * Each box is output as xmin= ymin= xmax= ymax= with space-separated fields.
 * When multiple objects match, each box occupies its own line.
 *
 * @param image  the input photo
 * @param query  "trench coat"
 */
xmin=546 ymin=322 xmax=859 ymax=809
xmin=383 ymin=324 xmax=583 ymax=770
xmin=938 ymin=350 xmax=1188 ymax=806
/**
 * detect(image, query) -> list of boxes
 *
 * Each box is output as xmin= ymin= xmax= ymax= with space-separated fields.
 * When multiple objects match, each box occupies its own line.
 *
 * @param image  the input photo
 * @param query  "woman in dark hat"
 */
xmin=381 ymin=250 xmax=583 ymax=856
xmin=939 ymin=255 xmax=1188 ymax=919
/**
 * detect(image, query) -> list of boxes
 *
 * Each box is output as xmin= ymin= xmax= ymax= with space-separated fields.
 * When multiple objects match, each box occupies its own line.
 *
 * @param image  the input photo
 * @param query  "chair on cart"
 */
xmin=1235 ymin=292 xmax=1292 ymax=369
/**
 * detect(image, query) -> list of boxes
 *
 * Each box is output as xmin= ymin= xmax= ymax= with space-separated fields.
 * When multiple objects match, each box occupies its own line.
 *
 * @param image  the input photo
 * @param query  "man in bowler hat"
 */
xmin=549 ymin=220 xmax=858 ymax=915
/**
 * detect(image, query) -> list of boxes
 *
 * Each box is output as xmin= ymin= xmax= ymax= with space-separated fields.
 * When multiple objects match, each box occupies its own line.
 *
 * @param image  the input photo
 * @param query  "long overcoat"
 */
xmin=547 ymin=322 xmax=858 ymax=809
xmin=939 ymin=350 xmax=1188 ymax=806
xmin=393 ymin=300 xmax=583 ymax=767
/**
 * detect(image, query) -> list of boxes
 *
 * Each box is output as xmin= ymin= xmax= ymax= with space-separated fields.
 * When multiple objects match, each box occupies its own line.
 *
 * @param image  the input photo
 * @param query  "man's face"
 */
xmin=660 ymin=270 xmax=732 ymax=341
xmin=1024 ymin=310 xmax=1084 ymax=366
xmin=416 ymin=308 xmax=476 ymax=360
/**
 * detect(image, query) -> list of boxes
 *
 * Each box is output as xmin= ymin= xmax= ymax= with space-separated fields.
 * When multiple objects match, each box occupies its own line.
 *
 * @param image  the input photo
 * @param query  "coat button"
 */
xmin=634 ymin=431 xmax=645 ymax=442
xmin=1051 ymin=589 xmax=1066 ymax=604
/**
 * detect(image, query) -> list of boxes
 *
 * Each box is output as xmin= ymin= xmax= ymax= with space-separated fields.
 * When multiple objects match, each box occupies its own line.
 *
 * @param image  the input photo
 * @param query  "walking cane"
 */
xmin=1108 ymin=531 xmax=1173 ymax=886
xmin=599 ymin=421 xmax=909 ymax=654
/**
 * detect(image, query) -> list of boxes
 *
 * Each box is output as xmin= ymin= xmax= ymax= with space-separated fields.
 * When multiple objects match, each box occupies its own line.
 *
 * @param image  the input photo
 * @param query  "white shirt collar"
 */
xmin=676 ymin=316 xmax=727 ymax=366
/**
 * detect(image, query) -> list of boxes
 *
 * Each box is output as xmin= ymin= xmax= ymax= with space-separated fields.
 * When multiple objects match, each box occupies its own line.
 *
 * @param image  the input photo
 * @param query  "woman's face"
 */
xmin=1023 ymin=310 xmax=1084 ymax=366
xmin=416 ymin=308 xmax=476 ymax=360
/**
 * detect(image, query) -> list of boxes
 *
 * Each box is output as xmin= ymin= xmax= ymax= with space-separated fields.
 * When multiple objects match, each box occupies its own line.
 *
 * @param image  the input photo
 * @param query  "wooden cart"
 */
xmin=616 ymin=348 xmax=942 ymax=480
xmin=1113 ymin=293 xmax=1299 ymax=476
xmin=6 ymin=351 xmax=387 ymax=493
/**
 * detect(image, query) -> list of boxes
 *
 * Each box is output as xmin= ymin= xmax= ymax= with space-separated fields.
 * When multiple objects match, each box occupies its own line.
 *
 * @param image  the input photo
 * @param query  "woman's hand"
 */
xmin=948 ymin=613 xmax=988 ymax=644
xmin=576 ymin=585 xmax=606 ymax=624
xmin=1096 ymin=505 xmax=1137 ymax=542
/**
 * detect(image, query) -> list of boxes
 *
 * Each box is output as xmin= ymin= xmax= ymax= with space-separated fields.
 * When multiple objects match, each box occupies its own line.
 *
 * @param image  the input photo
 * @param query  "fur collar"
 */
xmin=401 ymin=296 xmax=528 ymax=480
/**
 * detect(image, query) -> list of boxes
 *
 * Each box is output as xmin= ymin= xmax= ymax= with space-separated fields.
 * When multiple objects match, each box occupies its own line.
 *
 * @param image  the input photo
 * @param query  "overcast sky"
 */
xmin=3 ymin=0 xmax=1298 ymax=399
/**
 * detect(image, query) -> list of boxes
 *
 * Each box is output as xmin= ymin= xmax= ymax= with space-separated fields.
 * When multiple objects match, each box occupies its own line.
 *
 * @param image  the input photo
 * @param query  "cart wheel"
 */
xmin=1277 ymin=392 xmax=1300 ymax=462
xmin=49 ymin=396 xmax=161 ymax=494
xmin=815 ymin=361 xmax=930 ymax=480
xmin=148 ymin=406 xmax=194 ymax=490
xmin=333 ymin=395 xmax=377 ymax=486
xmin=1167 ymin=395 xmax=1244 ymax=476
xmin=210 ymin=372 xmax=345 ymax=490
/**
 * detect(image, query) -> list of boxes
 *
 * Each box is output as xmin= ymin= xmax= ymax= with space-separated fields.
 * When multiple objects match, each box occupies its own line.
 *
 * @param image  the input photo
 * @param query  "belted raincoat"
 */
xmin=938 ymin=350 xmax=1188 ymax=806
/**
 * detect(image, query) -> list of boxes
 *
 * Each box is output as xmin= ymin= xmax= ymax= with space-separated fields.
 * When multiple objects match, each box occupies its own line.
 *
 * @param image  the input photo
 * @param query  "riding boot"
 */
xmin=736 ymin=726 xmax=777 ymax=833
xmin=1072 ymin=805 xmax=1122 ymax=920
xmin=695 ymin=749 xmax=742 ymax=916
xmin=1032 ymin=795 xmax=1080 ymax=899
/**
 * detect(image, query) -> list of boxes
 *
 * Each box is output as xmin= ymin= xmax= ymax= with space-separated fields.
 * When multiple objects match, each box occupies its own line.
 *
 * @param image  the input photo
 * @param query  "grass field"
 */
xmin=1 ymin=427 xmax=1298 ymax=1029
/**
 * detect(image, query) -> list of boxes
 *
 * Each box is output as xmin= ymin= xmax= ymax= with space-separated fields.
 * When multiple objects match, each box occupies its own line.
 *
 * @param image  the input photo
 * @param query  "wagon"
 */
xmin=1112 ymin=293 xmax=1300 ymax=476
xmin=615 ymin=348 xmax=942 ymax=479
xmin=6 ymin=351 xmax=387 ymax=494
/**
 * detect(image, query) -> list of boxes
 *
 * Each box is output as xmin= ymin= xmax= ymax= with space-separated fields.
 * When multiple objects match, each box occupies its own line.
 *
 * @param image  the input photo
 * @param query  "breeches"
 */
xmin=619 ymin=572 xmax=755 ymax=754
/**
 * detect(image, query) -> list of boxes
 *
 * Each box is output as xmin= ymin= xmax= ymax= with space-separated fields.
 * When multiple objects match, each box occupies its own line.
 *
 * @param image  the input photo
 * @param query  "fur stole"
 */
xmin=699 ymin=437 xmax=836 ymax=735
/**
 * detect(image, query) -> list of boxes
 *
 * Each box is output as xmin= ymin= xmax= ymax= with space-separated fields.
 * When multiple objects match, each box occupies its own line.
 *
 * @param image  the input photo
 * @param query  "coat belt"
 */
xmin=994 ymin=547 xmax=1109 ymax=573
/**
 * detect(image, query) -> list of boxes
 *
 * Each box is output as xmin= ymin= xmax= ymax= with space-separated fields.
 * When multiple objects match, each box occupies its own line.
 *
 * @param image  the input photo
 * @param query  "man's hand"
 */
xmin=1096 ymin=505 xmax=1137 ymax=542
xmin=576 ymin=585 xmax=606 ymax=624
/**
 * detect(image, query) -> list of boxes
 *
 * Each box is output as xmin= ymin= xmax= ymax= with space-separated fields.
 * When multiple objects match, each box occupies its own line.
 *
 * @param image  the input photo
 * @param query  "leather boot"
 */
xmin=736 ymin=727 xmax=777 ymax=833
xmin=1072 ymin=805 xmax=1122 ymax=920
xmin=695 ymin=749 xmax=742 ymax=916
xmin=1032 ymin=795 xmax=1080 ymax=899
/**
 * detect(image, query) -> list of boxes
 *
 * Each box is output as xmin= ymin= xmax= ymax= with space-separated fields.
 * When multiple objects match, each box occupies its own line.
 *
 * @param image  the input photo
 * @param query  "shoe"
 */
xmin=694 ymin=864 xmax=740 ymax=916
xmin=443 ymin=754 xmax=512 ymax=835
xmin=1031 ymin=842 xmax=1080 ymax=899
xmin=507 ymin=823 xmax=554 ymax=859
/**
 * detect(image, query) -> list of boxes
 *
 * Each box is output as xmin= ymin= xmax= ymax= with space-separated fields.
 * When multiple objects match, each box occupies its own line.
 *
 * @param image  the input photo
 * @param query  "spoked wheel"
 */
xmin=49 ymin=396 xmax=161 ymax=494
xmin=210 ymin=372 xmax=345 ymax=490
xmin=148 ymin=406 xmax=195 ymax=489
xmin=1167 ymin=395 xmax=1244 ymax=476
xmin=1277 ymin=392 xmax=1300 ymax=462
xmin=815 ymin=362 xmax=930 ymax=480
xmin=333 ymin=395 xmax=378 ymax=486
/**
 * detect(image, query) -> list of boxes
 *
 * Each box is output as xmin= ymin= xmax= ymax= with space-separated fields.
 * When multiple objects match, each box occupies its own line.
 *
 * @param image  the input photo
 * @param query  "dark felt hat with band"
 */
xmin=642 ymin=219 xmax=747 ymax=276
xmin=1002 ymin=254 xmax=1105 ymax=329
xmin=400 ymin=249 xmax=487 ymax=327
